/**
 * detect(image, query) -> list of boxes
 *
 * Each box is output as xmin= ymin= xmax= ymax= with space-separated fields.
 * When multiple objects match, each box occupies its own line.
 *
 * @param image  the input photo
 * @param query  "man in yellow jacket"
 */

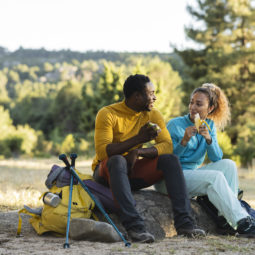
xmin=92 ymin=74 xmax=205 ymax=243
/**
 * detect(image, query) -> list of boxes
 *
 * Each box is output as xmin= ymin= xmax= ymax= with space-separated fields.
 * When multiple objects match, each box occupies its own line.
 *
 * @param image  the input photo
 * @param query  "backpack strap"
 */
xmin=92 ymin=212 xmax=99 ymax=221
xmin=17 ymin=208 xmax=40 ymax=236
xmin=24 ymin=205 xmax=42 ymax=215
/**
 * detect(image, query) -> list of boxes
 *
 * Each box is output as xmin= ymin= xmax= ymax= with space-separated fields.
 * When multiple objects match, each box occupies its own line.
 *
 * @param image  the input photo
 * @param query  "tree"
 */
xmin=0 ymin=71 xmax=9 ymax=104
xmin=145 ymin=57 xmax=183 ymax=121
xmin=96 ymin=62 xmax=124 ymax=108
xmin=177 ymin=0 xmax=255 ymax=165
xmin=128 ymin=56 xmax=184 ymax=121
xmin=79 ymin=62 xmax=124 ymax=134
xmin=0 ymin=106 xmax=40 ymax=157
xmin=0 ymin=106 xmax=14 ymax=136
xmin=51 ymin=80 xmax=83 ymax=135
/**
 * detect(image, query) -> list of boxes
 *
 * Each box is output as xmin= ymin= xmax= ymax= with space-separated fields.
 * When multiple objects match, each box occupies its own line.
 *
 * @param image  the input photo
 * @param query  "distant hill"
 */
xmin=0 ymin=46 xmax=176 ymax=68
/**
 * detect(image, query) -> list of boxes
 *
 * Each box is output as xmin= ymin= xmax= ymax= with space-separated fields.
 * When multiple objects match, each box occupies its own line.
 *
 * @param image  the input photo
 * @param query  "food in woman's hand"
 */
xmin=194 ymin=113 xmax=211 ymax=131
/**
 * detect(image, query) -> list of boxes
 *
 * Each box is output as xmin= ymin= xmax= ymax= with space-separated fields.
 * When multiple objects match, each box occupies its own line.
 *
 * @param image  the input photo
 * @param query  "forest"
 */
xmin=1 ymin=0 xmax=255 ymax=167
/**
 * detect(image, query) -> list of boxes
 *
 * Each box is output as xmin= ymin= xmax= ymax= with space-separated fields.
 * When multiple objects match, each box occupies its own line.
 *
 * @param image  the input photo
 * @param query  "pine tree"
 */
xmin=178 ymin=0 xmax=255 ymax=165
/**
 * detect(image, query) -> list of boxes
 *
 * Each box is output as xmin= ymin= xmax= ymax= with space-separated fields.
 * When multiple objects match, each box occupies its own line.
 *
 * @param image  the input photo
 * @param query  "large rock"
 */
xmin=96 ymin=190 xmax=218 ymax=240
xmin=69 ymin=218 xmax=121 ymax=242
xmin=0 ymin=190 xmax=217 ymax=241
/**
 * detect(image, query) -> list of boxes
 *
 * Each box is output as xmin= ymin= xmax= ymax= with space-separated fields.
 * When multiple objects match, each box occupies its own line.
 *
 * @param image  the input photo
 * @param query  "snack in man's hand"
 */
xmin=194 ymin=113 xmax=211 ymax=131
xmin=148 ymin=122 xmax=161 ymax=132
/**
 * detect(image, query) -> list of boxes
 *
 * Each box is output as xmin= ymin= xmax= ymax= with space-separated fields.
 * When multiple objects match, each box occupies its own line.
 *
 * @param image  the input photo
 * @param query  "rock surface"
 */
xmin=94 ymin=190 xmax=218 ymax=240
xmin=134 ymin=190 xmax=217 ymax=239
xmin=69 ymin=218 xmax=121 ymax=242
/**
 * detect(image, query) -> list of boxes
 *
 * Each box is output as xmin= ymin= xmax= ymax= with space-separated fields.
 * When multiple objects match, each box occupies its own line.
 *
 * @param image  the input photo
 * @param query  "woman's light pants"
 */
xmin=154 ymin=159 xmax=249 ymax=228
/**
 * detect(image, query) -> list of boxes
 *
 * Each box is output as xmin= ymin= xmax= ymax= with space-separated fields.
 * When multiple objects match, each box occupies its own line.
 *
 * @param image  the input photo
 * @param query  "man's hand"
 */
xmin=106 ymin=122 xmax=160 ymax=158
xmin=181 ymin=126 xmax=197 ymax=146
xmin=137 ymin=123 xmax=159 ymax=143
xmin=198 ymin=125 xmax=212 ymax=144
xmin=124 ymin=149 xmax=139 ymax=175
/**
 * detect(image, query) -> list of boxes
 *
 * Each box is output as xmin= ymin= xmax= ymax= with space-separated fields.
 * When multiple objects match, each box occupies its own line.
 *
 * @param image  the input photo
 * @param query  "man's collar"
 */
xmin=122 ymin=100 xmax=141 ymax=116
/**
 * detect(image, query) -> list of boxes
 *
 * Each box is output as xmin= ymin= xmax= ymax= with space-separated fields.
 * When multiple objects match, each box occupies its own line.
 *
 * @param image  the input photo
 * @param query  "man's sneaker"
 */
xmin=127 ymin=226 xmax=155 ymax=243
xmin=237 ymin=217 xmax=255 ymax=238
xmin=177 ymin=226 xmax=206 ymax=238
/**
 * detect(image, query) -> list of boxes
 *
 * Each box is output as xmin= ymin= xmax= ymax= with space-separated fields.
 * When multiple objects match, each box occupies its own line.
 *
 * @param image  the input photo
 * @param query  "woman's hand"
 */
xmin=181 ymin=126 xmax=197 ymax=146
xmin=198 ymin=125 xmax=212 ymax=144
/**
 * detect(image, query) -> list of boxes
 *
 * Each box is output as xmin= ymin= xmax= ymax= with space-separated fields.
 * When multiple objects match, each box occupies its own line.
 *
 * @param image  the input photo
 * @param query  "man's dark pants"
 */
xmin=93 ymin=154 xmax=194 ymax=231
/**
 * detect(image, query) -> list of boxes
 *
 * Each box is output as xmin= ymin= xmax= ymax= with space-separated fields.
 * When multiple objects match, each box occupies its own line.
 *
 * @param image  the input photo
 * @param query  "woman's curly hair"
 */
xmin=191 ymin=83 xmax=231 ymax=130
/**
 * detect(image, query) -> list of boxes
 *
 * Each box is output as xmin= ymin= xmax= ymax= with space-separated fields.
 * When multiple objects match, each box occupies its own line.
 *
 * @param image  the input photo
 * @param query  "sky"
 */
xmin=0 ymin=0 xmax=196 ymax=53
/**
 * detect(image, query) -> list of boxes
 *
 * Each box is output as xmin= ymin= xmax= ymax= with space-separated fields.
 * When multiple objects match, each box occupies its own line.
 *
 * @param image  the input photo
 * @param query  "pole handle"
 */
xmin=59 ymin=154 xmax=71 ymax=168
xmin=70 ymin=153 xmax=78 ymax=167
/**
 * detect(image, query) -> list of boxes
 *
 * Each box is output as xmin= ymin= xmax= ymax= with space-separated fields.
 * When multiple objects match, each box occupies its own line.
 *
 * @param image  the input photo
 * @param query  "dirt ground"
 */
xmin=1 ymin=158 xmax=255 ymax=254
xmin=1 ymin=215 xmax=255 ymax=255
xmin=1 ymin=236 xmax=255 ymax=255
xmin=1 ymin=206 xmax=255 ymax=254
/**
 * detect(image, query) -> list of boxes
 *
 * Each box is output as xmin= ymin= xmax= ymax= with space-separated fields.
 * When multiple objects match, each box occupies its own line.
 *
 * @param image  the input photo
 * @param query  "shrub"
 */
xmin=16 ymin=124 xmax=39 ymax=155
xmin=0 ymin=135 xmax=23 ymax=157
xmin=60 ymin=134 xmax=76 ymax=155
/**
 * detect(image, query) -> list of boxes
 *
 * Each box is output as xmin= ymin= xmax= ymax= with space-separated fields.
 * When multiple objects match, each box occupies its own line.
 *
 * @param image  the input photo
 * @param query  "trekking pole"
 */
xmin=63 ymin=154 xmax=76 ymax=249
xmin=59 ymin=154 xmax=131 ymax=247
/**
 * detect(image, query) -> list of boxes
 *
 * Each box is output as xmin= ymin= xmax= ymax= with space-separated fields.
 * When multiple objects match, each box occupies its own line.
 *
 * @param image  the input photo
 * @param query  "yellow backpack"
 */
xmin=17 ymin=170 xmax=96 ymax=236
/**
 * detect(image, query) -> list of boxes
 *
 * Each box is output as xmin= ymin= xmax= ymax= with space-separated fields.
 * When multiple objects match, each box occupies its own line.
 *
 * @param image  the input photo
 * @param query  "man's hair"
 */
xmin=123 ymin=74 xmax=150 ymax=99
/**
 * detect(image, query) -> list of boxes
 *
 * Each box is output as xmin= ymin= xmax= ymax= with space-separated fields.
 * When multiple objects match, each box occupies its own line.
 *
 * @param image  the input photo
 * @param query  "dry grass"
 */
xmin=0 ymin=158 xmax=255 ymax=210
xmin=0 ymin=157 xmax=93 ymax=210
xmin=238 ymin=168 xmax=255 ymax=208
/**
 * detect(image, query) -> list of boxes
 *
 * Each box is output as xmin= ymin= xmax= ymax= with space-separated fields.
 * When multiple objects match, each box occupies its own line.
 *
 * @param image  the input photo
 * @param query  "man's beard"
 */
xmin=144 ymin=104 xmax=152 ymax=111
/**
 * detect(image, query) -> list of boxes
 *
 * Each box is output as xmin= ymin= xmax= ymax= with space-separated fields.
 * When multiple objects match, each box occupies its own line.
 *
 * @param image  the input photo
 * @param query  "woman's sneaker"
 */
xmin=127 ymin=226 xmax=155 ymax=243
xmin=237 ymin=217 xmax=255 ymax=238
xmin=216 ymin=216 xmax=237 ymax=235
